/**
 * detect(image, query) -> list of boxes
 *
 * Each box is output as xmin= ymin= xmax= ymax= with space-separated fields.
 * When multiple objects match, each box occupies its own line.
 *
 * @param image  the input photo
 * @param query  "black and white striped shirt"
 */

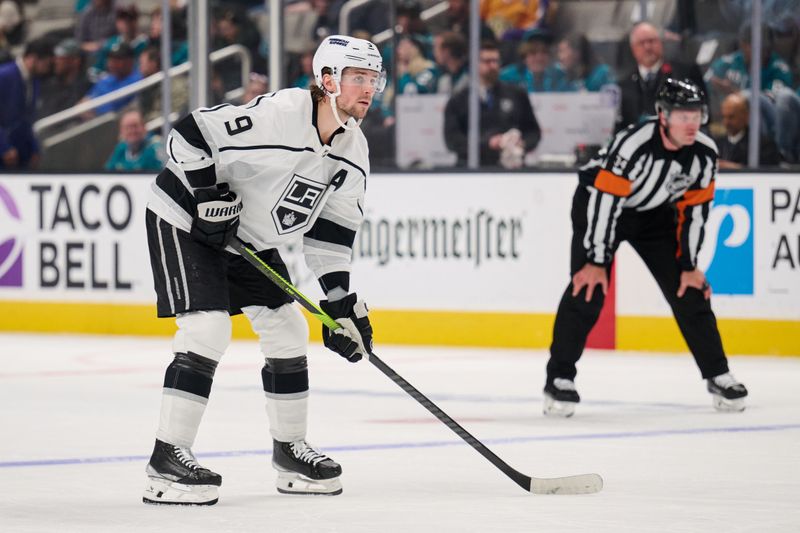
xmin=578 ymin=118 xmax=718 ymax=270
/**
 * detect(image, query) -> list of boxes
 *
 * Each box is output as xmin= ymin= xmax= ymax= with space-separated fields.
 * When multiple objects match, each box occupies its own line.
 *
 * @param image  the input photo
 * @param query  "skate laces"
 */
xmin=174 ymin=446 xmax=201 ymax=470
xmin=553 ymin=378 xmax=576 ymax=391
xmin=290 ymin=441 xmax=329 ymax=467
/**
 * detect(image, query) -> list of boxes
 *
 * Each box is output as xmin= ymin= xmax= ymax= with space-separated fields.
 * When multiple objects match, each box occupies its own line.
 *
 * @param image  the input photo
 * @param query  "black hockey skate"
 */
xmin=707 ymin=373 xmax=748 ymax=412
xmin=143 ymin=439 xmax=222 ymax=505
xmin=543 ymin=378 xmax=580 ymax=417
xmin=272 ymin=439 xmax=342 ymax=495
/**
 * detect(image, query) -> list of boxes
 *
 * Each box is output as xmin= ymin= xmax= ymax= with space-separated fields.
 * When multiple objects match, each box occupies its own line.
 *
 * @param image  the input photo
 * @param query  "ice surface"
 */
xmin=2 ymin=333 xmax=798 ymax=532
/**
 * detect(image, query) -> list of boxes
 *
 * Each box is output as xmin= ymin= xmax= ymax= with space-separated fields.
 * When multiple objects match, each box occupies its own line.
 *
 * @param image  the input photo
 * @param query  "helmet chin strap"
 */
xmin=328 ymin=80 xmax=362 ymax=131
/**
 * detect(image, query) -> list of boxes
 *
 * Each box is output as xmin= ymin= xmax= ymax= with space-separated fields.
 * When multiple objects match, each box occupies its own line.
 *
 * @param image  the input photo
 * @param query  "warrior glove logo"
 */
xmin=198 ymin=198 xmax=242 ymax=222
xmin=272 ymin=174 xmax=325 ymax=234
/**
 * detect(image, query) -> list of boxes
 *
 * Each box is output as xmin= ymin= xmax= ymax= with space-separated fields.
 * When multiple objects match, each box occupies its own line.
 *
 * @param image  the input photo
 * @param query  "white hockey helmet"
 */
xmin=313 ymin=35 xmax=386 ymax=93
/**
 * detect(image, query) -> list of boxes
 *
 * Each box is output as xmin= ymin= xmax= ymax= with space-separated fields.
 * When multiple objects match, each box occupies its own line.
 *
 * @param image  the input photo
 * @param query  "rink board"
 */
xmin=0 ymin=173 xmax=797 ymax=355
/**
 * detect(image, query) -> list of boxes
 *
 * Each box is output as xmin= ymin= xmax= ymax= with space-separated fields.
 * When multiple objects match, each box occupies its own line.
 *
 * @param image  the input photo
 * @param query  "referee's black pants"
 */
xmin=545 ymin=186 xmax=730 ymax=386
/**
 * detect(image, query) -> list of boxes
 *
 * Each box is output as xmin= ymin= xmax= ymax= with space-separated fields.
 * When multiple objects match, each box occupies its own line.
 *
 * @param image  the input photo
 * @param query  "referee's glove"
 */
xmin=320 ymin=293 xmax=373 ymax=363
xmin=190 ymin=183 xmax=242 ymax=250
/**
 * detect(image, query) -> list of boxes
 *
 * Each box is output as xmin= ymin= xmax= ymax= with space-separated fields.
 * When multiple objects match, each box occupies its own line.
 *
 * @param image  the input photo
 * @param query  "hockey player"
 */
xmin=141 ymin=35 xmax=385 ymax=505
xmin=543 ymin=78 xmax=748 ymax=418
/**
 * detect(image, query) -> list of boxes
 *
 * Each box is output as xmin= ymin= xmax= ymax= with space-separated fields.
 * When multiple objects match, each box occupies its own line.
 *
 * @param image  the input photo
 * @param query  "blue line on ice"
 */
xmin=2 ymin=423 xmax=799 ymax=469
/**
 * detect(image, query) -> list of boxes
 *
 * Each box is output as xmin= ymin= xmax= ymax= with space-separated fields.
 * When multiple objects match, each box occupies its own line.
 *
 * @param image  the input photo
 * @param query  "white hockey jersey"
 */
xmin=146 ymin=88 xmax=370 ymax=285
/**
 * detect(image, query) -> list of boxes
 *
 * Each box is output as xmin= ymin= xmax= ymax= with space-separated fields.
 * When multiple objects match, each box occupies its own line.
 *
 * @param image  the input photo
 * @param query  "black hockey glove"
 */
xmin=319 ymin=293 xmax=373 ymax=363
xmin=190 ymin=183 xmax=242 ymax=250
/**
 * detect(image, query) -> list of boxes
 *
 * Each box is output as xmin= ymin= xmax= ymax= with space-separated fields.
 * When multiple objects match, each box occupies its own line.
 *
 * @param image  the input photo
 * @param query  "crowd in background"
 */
xmin=1 ymin=0 xmax=800 ymax=171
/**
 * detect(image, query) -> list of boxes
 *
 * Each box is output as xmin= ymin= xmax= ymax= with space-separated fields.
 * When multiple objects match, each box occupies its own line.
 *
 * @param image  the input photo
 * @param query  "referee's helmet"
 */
xmin=655 ymin=78 xmax=709 ymax=124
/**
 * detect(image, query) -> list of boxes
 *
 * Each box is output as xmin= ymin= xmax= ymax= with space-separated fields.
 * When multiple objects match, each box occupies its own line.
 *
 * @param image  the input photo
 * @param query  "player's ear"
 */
xmin=322 ymin=73 xmax=337 ymax=94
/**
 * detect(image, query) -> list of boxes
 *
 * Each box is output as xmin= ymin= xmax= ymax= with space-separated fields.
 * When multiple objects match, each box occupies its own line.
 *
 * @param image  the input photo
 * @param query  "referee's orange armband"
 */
xmin=594 ymin=169 xmax=632 ymax=197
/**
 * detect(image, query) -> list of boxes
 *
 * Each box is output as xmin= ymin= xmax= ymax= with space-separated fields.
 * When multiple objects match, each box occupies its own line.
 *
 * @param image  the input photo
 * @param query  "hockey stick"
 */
xmin=231 ymin=237 xmax=603 ymax=495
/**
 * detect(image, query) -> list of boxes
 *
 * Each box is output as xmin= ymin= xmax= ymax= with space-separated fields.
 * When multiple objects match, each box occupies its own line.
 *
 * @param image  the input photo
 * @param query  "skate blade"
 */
xmin=543 ymin=395 xmax=576 ymax=418
xmin=143 ymin=476 xmax=219 ymax=505
xmin=275 ymin=470 xmax=342 ymax=496
xmin=712 ymin=395 xmax=746 ymax=412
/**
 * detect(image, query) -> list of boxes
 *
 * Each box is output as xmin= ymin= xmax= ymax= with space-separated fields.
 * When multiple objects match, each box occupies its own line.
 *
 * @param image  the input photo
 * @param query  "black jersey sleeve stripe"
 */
xmin=185 ymin=164 xmax=217 ymax=188
xmin=218 ymin=144 xmax=316 ymax=153
xmin=325 ymin=153 xmax=366 ymax=178
xmin=305 ymin=217 xmax=357 ymax=248
xmin=173 ymin=113 xmax=212 ymax=157
xmin=156 ymin=168 xmax=197 ymax=216
xmin=318 ymin=271 xmax=350 ymax=294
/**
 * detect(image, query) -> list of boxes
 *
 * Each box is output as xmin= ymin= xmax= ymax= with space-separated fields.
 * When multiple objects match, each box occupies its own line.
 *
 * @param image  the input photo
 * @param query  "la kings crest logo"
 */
xmin=272 ymin=174 xmax=325 ymax=234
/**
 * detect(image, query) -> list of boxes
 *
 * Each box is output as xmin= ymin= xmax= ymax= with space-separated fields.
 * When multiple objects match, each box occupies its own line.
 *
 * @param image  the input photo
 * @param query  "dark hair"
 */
xmin=310 ymin=66 xmax=332 ymax=102
xmin=562 ymin=34 xmax=597 ymax=79
xmin=24 ymin=38 xmax=54 ymax=58
xmin=439 ymin=31 xmax=467 ymax=61
xmin=141 ymin=45 xmax=160 ymax=67
xmin=480 ymin=39 xmax=499 ymax=53
xmin=400 ymin=35 xmax=426 ymax=57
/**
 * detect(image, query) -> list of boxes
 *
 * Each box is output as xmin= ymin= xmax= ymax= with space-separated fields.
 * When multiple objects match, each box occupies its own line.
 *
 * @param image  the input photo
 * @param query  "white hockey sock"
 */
xmin=265 ymin=396 xmax=308 ymax=443
xmin=155 ymin=391 xmax=207 ymax=448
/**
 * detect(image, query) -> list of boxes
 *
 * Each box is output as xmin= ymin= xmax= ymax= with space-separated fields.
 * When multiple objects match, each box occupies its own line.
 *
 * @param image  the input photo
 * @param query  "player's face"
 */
xmin=667 ymin=109 xmax=702 ymax=145
xmin=336 ymin=68 xmax=381 ymax=120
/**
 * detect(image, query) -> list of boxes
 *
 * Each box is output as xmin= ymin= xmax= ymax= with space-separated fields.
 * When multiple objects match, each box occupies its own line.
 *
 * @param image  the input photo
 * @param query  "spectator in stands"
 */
xmin=241 ymin=72 xmax=269 ymax=104
xmin=396 ymin=0 xmax=432 ymax=48
xmin=396 ymin=36 xmax=438 ymax=95
xmin=291 ymin=49 xmax=315 ymax=89
xmin=0 ymin=0 xmax=25 ymax=62
xmin=616 ymin=21 xmax=706 ymax=132
xmin=82 ymin=41 xmax=143 ymax=117
xmin=705 ymin=24 xmax=792 ymax=98
xmin=428 ymin=0 xmax=495 ymax=41
xmin=105 ymin=109 xmax=163 ymax=171
xmin=444 ymin=40 xmax=541 ymax=168
xmin=75 ymin=0 xmax=117 ymax=54
xmin=716 ymin=92 xmax=781 ymax=168
xmin=148 ymin=6 xmax=189 ymax=66
xmin=309 ymin=0 xmax=338 ymax=41
xmin=38 ymin=38 xmax=93 ymax=121
xmin=705 ymin=24 xmax=798 ymax=162
xmin=0 ymin=39 xmax=52 ymax=170
xmin=500 ymin=29 xmax=571 ymax=93
xmin=377 ymin=1 xmax=433 ymax=86
xmin=344 ymin=0 xmax=390 ymax=39
xmin=92 ymin=5 xmax=148 ymax=76
xmin=433 ymin=31 xmax=469 ymax=95
xmin=213 ymin=6 xmax=266 ymax=91
xmin=774 ymin=86 xmax=800 ymax=163
xmin=136 ymin=45 xmax=189 ymax=122
xmin=557 ymin=34 xmax=616 ymax=92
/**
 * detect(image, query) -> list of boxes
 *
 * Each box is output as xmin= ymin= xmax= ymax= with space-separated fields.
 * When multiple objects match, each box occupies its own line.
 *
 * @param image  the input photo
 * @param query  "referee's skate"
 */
xmin=543 ymin=378 xmax=580 ymax=417
xmin=707 ymin=372 xmax=748 ymax=412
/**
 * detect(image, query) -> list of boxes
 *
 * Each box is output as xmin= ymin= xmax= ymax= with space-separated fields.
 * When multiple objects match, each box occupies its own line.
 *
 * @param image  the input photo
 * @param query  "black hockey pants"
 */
xmin=545 ymin=186 xmax=730 ymax=385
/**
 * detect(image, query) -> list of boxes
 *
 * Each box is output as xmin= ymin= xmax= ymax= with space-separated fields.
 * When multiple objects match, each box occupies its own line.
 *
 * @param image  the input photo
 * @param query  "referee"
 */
xmin=543 ymin=78 xmax=748 ymax=417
